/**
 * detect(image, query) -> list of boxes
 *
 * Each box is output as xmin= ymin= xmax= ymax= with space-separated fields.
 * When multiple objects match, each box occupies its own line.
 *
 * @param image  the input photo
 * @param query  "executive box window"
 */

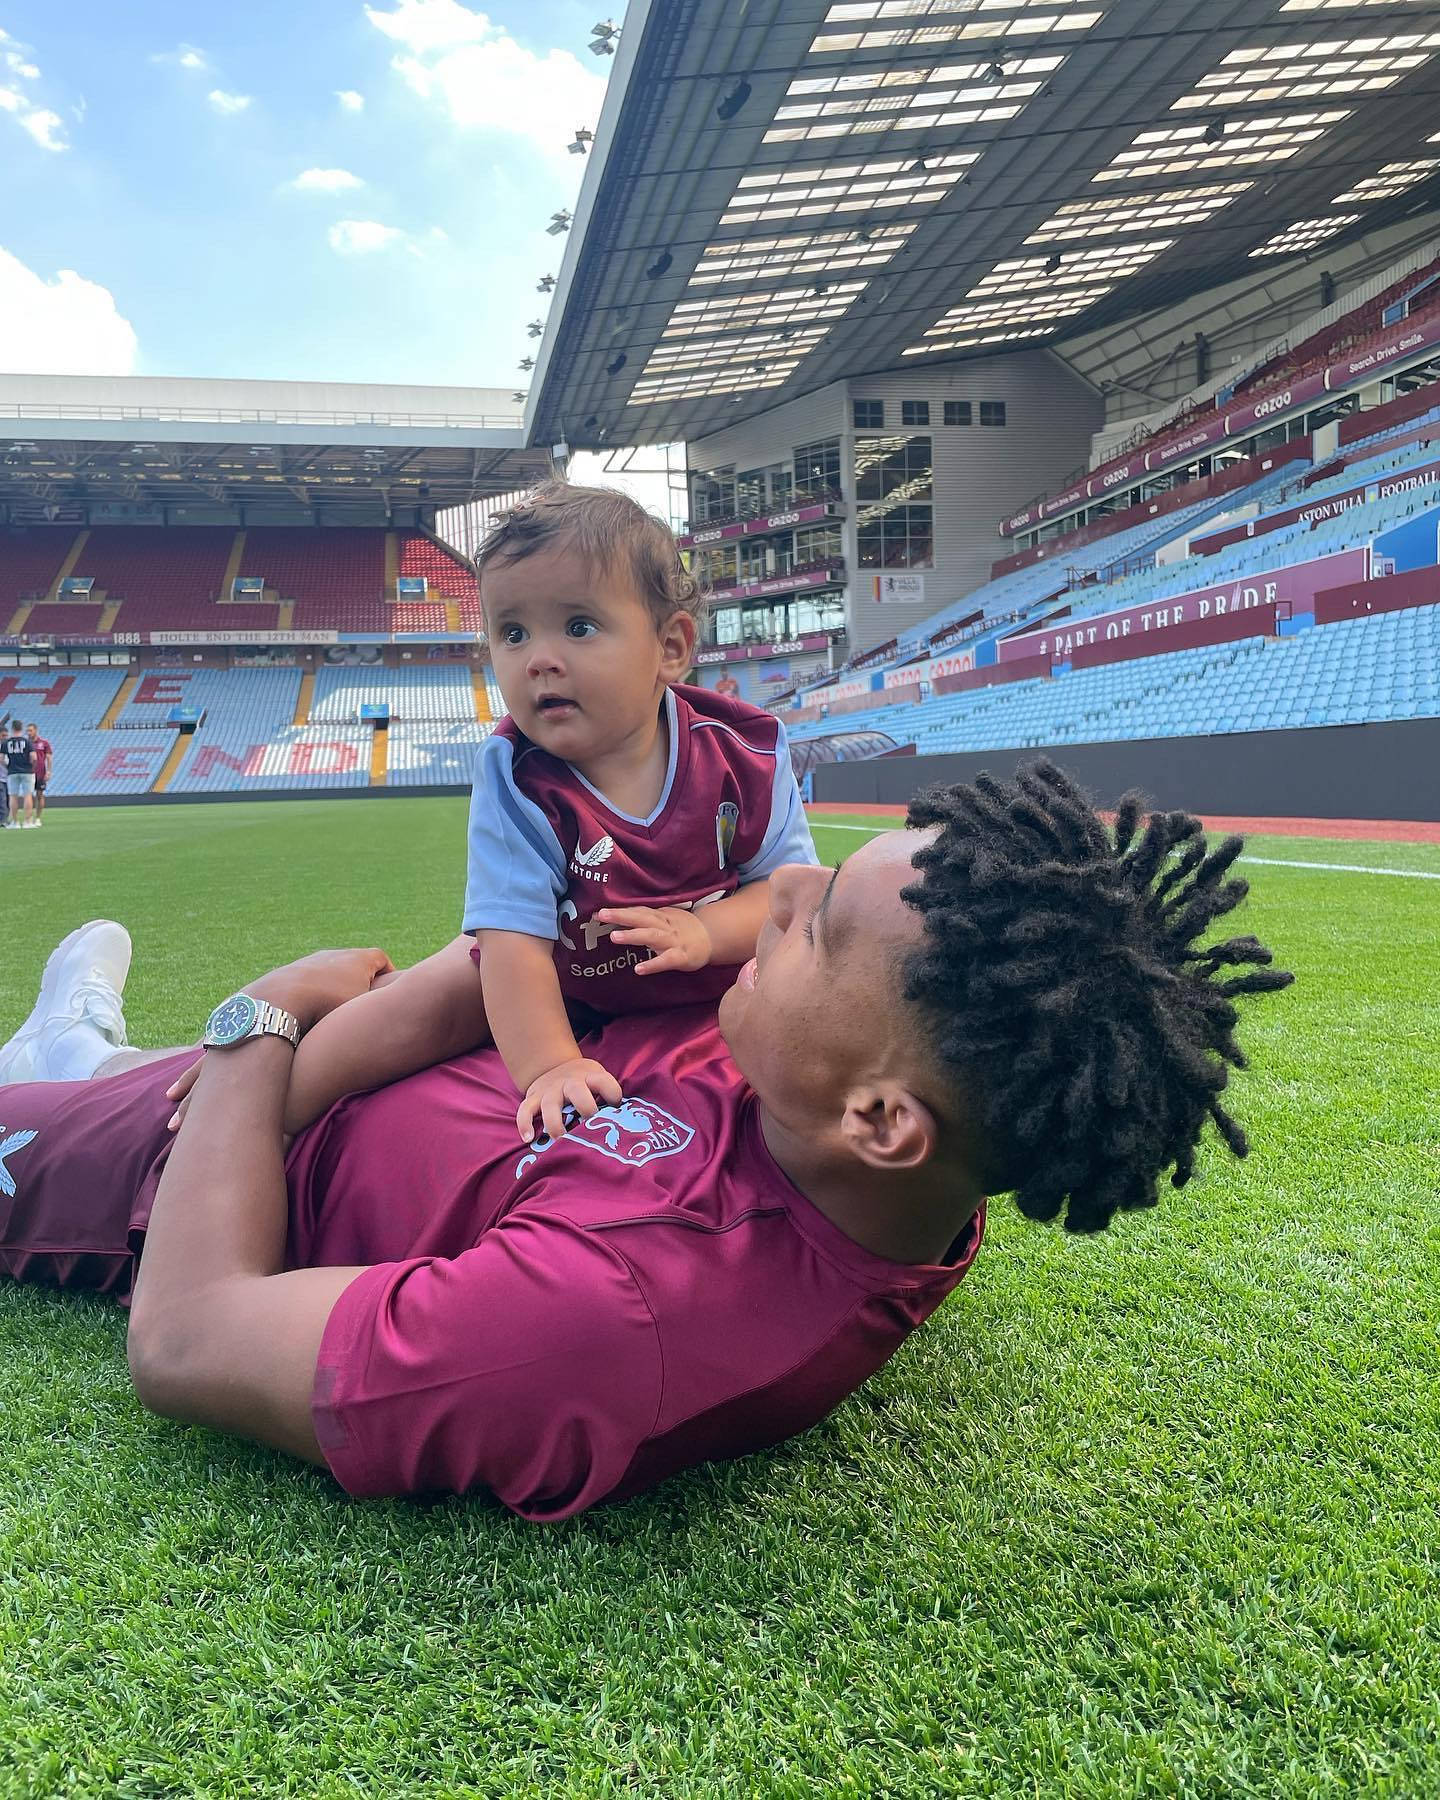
xmin=736 ymin=464 xmax=793 ymax=518
xmin=690 ymin=465 xmax=736 ymax=524
xmin=980 ymin=401 xmax=1007 ymax=427
xmin=852 ymin=399 xmax=884 ymax=429
xmin=694 ymin=544 xmax=738 ymax=588
xmin=793 ymin=436 xmax=841 ymax=501
xmin=795 ymin=522 xmax=843 ymax=564
xmin=855 ymin=434 xmax=934 ymax=570
xmin=901 ymin=399 xmax=930 ymax=426
xmin=706 ymin=590 xmax=847 ymax=648
xmin=944 ymin=400 xmax=972 ymax=426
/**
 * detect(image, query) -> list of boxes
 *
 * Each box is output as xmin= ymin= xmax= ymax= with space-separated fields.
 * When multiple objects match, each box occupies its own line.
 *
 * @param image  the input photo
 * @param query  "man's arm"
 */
xmin=125 ymin=949 xmax=389 ymax=1461
xmin=281 ymin=935 xmax=489 ymax=1135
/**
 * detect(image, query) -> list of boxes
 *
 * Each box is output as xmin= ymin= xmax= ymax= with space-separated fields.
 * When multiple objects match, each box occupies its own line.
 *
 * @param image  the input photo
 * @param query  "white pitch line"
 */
xmin=808 ymin=822 xmax=1440 ymax=879
xmin=1240 ymin=855 xmax=1440 ymax=880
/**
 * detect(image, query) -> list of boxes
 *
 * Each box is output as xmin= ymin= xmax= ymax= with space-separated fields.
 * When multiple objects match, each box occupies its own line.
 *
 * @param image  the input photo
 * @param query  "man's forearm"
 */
xmin=128 ymin=1037 xmax=293 ymax=1354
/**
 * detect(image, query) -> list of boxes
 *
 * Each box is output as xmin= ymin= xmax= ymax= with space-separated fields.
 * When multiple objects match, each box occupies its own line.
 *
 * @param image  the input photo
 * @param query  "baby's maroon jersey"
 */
xmin=463 ymin=683 xmax=817 ymax=1014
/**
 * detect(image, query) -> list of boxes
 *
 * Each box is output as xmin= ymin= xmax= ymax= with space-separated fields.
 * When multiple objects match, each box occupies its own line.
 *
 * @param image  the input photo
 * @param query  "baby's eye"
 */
xmin=566 ymin=617 xmax=599 ymax=639
xmin=499 ymin=624 xmax=526 ymax=647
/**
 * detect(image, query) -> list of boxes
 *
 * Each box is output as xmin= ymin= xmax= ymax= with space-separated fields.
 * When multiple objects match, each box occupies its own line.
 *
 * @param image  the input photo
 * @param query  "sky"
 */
xmin=0 ymin=0 xmax=615 ymax=392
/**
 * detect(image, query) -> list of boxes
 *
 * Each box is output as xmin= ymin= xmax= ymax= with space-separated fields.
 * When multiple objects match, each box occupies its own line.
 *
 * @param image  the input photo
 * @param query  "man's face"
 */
xmin=719 ymin=827 xmax=936 ymax=1115
xmin=482 ymin=544 xmax=691 ymax=759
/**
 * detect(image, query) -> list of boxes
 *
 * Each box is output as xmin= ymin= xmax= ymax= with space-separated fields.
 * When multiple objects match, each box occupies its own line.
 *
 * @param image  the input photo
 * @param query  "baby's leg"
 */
xmin=283 ymin=935 xmax=492 ymax=1134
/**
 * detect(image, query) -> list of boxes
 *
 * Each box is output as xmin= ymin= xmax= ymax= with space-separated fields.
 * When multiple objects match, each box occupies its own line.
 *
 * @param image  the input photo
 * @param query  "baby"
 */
xmin=173 ymin=482 xmax=818 ymax=1142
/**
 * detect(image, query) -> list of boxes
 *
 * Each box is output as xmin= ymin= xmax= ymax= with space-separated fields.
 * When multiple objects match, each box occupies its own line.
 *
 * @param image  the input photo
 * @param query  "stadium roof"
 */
xmin=0 ymin=374 xmax=546 ymax=523
xmin=527 ymin=0 xmax=1440 ymax=451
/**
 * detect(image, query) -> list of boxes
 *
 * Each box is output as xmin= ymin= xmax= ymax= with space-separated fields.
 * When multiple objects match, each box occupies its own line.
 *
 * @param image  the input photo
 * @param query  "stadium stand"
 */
xmin=310 ymin=663 xmax=476 ymax=721
xmin=79 ymin=526 xmax=235 ymax=610
xmin=46 ymin=732 xmax=177 ymax=798
xmin=166 ymin=724 xmax=374 ymax=794
xmin=397 ymin=533 xmax=479 ymax=600
xmin=110 ymin=665 xmax=301 ymax=731
xmin=0 ymin=528 xmax=78 ymax=608
xmin=786 ymin=603 xmax=1439 ymax=755
xmin=242 ymin=527 xmax=383 ymax=605
xmin=387 ymin=721 xmax=496 ymax=786
xmin=1235 ymin=255 xmax=1440 ymax=398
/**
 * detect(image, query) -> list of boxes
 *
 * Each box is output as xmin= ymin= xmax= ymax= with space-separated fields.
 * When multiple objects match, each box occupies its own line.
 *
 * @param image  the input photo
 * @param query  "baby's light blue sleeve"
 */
xmin=736 ymin=720 xmax=820 ymax=882
xmin=462 ymin=735 xmax=569 ymax=938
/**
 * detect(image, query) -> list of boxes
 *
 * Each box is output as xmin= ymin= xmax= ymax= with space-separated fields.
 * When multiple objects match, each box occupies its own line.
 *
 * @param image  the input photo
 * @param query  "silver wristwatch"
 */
xmin=202 ymin=991 xmax=302 ymax=1051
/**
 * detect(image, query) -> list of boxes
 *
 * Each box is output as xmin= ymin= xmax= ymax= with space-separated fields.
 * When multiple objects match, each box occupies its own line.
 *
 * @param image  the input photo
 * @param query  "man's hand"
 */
xmin=248 ymin=946 xmax=395 ymax=1031
xmin=517 ymin=1057 xmax=623 ymax=1145
xmin=164 ymin=947 xmax=394 ymax=1131
xmin=598 ymin=905 xmax=712 ymax=976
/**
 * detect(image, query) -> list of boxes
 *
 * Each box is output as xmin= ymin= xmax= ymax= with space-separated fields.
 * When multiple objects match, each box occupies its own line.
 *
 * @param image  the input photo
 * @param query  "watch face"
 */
xmin=208 ymin=992 xmax=259 ymax=1046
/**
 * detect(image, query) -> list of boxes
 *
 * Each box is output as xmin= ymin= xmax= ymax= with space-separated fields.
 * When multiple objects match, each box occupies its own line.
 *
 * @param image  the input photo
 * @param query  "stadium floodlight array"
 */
xmin=811 ymin=0 xmax=1106 ymax=56
xmin=720 ymin=152 xmax=978 ymax=228
xmin=904 ymin=240 xmax=1173 ymax=354
xmin=1249 ymin=214 xmax=1363 ymax=257
xmin=1093 ymin=110 xmax=1351 ymax=180
xmin=1171 ymin=31 xmax=1440 ymax=111
xmin=1331 ymin=158 xmax=1440 ymax=204
xmin=764 ymin=52 xmax=1064 ymax=143
xmin=691 ymin=223 xmax=917 ymax=287
xmin=659 ymin=281 xmax=868 ymax=339
xmin=1024 ymin=183 xmax=1253 ymax=243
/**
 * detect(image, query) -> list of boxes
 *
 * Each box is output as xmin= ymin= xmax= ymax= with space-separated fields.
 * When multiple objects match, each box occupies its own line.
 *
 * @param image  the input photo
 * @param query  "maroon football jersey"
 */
xmin=463 ymin=683 xmax=817 ymax=1013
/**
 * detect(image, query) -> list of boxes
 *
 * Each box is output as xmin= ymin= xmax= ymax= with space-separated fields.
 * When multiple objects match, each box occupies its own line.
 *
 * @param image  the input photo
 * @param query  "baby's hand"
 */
xmin=598 ymin=905 xmax=712 ymax=976
xmin=517 ymin=1057 xmax=623 ymax=1144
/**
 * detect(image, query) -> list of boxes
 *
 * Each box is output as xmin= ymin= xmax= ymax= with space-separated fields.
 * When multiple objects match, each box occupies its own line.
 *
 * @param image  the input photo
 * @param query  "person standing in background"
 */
xmin=26 ymin=722 xmax=51 ymax=827
xmin=3 ymin=719 xmax=37 ymax=828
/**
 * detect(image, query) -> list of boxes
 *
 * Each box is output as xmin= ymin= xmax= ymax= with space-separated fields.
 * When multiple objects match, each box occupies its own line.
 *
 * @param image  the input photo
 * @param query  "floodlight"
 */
xmin=588 ymin=22 xmax=618 ymax=56
xmin=513 ymin=391 xmax=527 ymax=403
xmin=519 ymin=355 xmax=535 ymax=370
xmin=984 ymin=61 xmax=1006 ymax=84
xmin=605 ymin=352 xmax=627 ymax=375
xmin=1044 ymin=252 xmax=1062 ymax=274
xmin=1204 ymin=118 xmax=1225 ymax=144
xmin=547 ymin=210 xmax=572 ymax=235
xmin=645 ymin=250 xmax=674 ymax=278
xmin=527 ymin=320 xmax=545 ymax=337
xmin=537 ymin=273 xmax=556 ymax=291
xmin=568 ymin=128 xmax=593 ymax=155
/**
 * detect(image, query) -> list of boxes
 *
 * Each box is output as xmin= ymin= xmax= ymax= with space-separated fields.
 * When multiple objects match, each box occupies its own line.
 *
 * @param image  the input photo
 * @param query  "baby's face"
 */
xmin=483 ymin=544 xmax=685 ymax=763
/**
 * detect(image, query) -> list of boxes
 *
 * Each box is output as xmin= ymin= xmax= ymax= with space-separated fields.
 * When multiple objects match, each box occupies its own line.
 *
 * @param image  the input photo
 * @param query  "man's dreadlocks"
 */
xmin=900 ymin=760 xmax=1293 ymax=1233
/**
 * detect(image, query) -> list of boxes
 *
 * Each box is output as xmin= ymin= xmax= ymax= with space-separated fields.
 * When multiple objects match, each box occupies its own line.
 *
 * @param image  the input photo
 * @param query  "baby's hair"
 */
xmin=901 ymin=760 xmax=1293 ymax=1232
xmin=474 ymin=480 xmax=709 ymax=632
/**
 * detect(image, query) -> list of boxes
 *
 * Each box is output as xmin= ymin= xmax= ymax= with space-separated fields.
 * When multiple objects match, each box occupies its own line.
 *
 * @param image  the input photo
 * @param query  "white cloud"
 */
xmin=291 ymin=167 xmax=365 ymax=192
xmin=150 ymin=44 xmax=208 ymax=70
xmin=207 ymin=89 xmax=252 ymax=114
xmin=364 ymin=0 xmax=606 ymax=157
xmin=328 ymin=219 xmax=405 ymax=254
xmin=336 ymin=88 xmax=365 ymax=111
xmin=0 ymin=31 xmax=67 ymax=148
xmin=0 ymin=246 xmax=138 ymax=374
xmin=365 ymin=0 xmax=491 ymax=54
xmin=17 ymin=106 xmax=64 ymax=150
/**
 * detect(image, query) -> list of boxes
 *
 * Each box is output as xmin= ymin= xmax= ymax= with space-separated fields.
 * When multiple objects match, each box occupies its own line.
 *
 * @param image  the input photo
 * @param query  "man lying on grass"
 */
xmin=0 ymin=764 xmax=1290 ymax=1521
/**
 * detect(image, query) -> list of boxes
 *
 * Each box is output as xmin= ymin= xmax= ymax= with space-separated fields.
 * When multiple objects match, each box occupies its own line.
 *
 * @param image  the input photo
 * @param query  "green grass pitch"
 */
xmin=1 ymin=799 xmax=1437 ymax=1796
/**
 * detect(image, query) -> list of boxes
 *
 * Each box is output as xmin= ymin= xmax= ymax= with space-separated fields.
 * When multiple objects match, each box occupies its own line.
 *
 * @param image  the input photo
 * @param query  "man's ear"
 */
xmin=659 ymin=608 xmax=698 ymax=680
xmin=839 ymin=1085 xmax=939 ymax=1173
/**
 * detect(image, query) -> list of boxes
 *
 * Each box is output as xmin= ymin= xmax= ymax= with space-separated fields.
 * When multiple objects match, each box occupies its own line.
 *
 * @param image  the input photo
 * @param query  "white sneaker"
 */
xmin=0 ymin=920 xmax=132 ymax=1085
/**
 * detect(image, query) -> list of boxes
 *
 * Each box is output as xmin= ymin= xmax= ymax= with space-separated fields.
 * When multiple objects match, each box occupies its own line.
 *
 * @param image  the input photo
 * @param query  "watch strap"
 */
xmin=249 ymin=998 xmax=302 ymax=1047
